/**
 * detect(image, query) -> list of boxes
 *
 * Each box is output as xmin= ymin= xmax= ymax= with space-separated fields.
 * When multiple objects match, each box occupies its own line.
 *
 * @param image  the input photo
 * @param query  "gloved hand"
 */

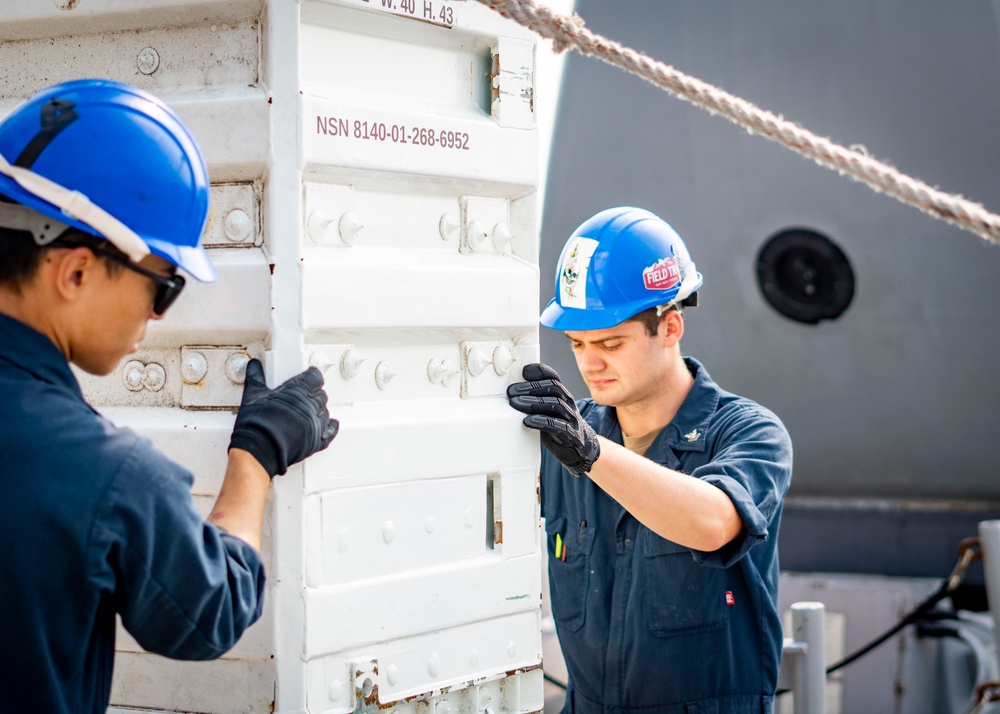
xmin=506 ymin=363 xmax=600 ymax=476
xmin=229 ymin=359 xmax=339 ymax=478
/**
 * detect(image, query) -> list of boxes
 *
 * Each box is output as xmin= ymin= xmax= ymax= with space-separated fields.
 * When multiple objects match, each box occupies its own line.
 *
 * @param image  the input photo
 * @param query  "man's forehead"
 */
xmin=564 ymin=322 xmax=642 ymax=342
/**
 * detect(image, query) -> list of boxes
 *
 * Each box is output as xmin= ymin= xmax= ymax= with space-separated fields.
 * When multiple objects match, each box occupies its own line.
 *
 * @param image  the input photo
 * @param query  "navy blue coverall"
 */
xmin=0 ymin=313 xmax=266 ymax=713
xmin=542 ymin=358 xmax=793 ymax=714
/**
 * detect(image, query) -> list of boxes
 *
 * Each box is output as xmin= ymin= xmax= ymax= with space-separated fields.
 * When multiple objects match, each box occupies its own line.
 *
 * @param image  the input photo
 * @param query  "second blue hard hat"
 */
xmin=540 ymin=207 xmax=702 ymax=330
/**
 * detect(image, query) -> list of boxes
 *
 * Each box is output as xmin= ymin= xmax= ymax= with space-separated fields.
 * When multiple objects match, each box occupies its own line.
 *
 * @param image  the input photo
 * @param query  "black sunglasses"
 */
xmin=50 ymin=239 xmax=186 ymax=315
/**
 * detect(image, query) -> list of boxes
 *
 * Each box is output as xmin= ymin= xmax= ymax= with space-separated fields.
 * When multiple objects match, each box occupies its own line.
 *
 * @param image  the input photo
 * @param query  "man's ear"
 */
xmin=661 ymin=309 xmax=684 ymax=348
xmin=51 ymin=247 xmax=100 ymax=305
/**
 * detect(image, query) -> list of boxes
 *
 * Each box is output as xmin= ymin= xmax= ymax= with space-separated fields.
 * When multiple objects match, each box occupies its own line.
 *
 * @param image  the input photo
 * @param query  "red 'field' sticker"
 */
xmin=643 ymin=256 xmax=680 ymax=290
xmin=725 ymin=591 xmax=735 ymax=606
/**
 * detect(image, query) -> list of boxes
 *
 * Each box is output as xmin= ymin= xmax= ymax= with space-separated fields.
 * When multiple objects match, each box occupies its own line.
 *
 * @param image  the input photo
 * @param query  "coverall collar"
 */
xmin=0 ymin=311 xmax=84 ymax=400
xmin=661 ymin=356 xmax=719 ymax=453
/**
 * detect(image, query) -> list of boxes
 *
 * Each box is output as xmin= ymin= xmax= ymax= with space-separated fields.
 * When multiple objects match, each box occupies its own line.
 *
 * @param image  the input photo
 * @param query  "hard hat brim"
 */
xmin=540 ymin=297 xmax=639 ymax=331
xmin=146 ymin=237 xmax=217 ymax=282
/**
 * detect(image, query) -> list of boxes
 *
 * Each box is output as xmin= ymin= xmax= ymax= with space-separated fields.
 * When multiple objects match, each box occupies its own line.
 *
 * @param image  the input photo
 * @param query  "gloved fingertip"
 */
xmin=304 ymin=365 xmax=325 ymax=387
xmin=522 ymin=414 xmax=551 ymax=431
xmin=244 ymin=358 xmax=265 ymax=383
xmin=507 ymin=395 xmax=534 ymax=415
xmin=522 ymin=362 xmax=561 ymax=382
xmin=323 ymin=418 xmax=340 ymax=446
xmin=521 ymin=362 xmax=544 ymax=380
xmin=287 ymin=365 xmax=324 ymax=392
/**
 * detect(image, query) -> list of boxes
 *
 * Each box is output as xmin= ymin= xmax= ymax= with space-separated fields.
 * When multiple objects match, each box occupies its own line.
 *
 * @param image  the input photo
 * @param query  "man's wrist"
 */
xmin=229 ymin=431 xmax=279 ymax=478
xmin=227 ymin=447 xmax=273 ymax=485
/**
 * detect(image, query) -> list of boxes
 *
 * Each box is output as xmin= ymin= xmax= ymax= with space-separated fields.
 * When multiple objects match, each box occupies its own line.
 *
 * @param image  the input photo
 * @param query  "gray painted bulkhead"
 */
xmin=540 ymin=0 xmax=1000 ymax=583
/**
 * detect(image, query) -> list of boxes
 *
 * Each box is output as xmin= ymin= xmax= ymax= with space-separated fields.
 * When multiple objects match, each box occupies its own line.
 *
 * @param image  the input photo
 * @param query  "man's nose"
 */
xmin=578 ymin=345 xmax=605 ymax=372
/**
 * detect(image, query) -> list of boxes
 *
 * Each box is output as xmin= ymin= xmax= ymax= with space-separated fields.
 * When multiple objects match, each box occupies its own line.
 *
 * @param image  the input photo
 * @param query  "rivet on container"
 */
xmin=224 ymin=209 xmax=253 ymax=243
xmin=341 ymin=350 xmax=366 ymax=380
xmin=122 ymin=360 xmax=146 ymax=392
xmin=467 ymin=347 xmax=491 ymax=377
xmin=466 ymin=220 xmax=489 ymax=251
xmin=226 ymin=353 xmax=250 ymax=384
xmin=181 ymin=351 xmax=208 ymax=384
xmin=142 ymin=363 xmax=166 ymax=392
xmin=428 ymin=358 xmax=459 ymax=387
xmin=440 ymin=359 xmax=459 ymax=387
xmin=427 ymin=358 xmax=445 ymax=385
xmin=307 ymin=210 xmax=337 ymax=244
xmin=439 ymin=213 xmax=460 ymax=241
xmin=386 ymin=663 xmax=400 ymax=686
xmin=309 ymin=353 xmax=333 ymax=374
xmin=492 ymin=223 xmax=512 ymax=252
xmin=338 ymin=212 xmax=363 ymax=245
xmin=137 ymin=47 xmax=159 ymax=75
xmin=374 ymin=361 xmax=396 ymax=390
xmin=492 ymin=345 xmax=514 ymax=376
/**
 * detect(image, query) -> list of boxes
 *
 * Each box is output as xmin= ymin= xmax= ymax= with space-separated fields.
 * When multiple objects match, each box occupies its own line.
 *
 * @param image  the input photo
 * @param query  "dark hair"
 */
xmin=627 ymin=303 xmax=683 ymax=337
xmin=0 ymin=226 xmax=124 ymax=293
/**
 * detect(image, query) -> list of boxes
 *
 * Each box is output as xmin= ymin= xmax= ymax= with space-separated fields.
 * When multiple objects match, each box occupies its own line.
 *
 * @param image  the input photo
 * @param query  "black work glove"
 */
xmin=229 ymin=359 xmax=339 ymax=478
xmin=506 ymin=363 xmax=600 ymax=476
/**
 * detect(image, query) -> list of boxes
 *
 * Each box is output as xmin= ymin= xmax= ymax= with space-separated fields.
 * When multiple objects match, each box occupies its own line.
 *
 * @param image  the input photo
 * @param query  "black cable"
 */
xmin=825 ymin=579 xmax=950 ymax=676
xmin=544 ymin=671 xmax=568 ymax=690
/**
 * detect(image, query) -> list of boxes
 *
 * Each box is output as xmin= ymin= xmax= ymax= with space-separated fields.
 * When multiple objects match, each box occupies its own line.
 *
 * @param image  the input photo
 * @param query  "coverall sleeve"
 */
xmin=89 ymin=438 xmax=266 ymax=660
xmin=689 ymin=404 xmax=793 ymax=568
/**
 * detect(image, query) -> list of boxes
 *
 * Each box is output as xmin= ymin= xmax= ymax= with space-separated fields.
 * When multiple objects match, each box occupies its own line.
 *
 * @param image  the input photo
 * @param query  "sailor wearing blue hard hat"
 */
xmin=0 ymin=79 xmax=338 ymax=713
xmin=507 ymin=207 xmax=793 ymax=713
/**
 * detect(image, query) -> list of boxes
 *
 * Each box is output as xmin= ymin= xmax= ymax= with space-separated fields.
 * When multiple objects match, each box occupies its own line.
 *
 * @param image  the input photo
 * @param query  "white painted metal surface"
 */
xmin=782 ymin=603 xmax=828 ymax=714
xmin=2 ymin=1 xmax=543 ymax=712
xmin=979 ymin=520 xmax=1000 ymax=646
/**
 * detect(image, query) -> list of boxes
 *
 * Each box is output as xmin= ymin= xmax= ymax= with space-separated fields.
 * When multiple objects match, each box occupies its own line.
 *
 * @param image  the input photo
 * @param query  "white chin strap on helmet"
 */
xmin=655 ymin=260 xmax=701 ymax=315
xmin=0 ymin=149 xmax=150 ymax=262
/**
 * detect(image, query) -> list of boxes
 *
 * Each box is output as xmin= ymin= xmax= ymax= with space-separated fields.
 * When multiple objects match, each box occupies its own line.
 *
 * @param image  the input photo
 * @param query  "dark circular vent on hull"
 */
xmin=756 ymin=228 xmax=855 ymax=325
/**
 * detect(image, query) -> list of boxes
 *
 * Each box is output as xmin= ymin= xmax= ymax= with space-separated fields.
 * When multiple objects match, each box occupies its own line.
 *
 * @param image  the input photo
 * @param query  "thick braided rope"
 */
xmin=477 ymin=0 xmax=1000 ymax=246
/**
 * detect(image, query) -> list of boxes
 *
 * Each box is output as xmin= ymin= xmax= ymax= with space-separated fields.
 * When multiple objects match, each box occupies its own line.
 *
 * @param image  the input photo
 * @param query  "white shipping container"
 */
xmin=0 ymin=1 xmax=546 ymax=712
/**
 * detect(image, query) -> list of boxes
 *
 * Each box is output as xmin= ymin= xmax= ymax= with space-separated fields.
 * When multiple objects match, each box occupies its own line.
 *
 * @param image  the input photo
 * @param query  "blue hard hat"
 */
xmin=540 ymin=207 xmax=702 ymax=330
xmin=0 ymin=79 xmax=215 ymax=281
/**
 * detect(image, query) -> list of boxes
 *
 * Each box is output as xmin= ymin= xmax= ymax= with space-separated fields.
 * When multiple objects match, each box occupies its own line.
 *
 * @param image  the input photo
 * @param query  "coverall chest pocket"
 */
xmin=545 ymin=516 xmax=595 ymax=633
xmin=642 ymin=532 xmax=729 ymax=637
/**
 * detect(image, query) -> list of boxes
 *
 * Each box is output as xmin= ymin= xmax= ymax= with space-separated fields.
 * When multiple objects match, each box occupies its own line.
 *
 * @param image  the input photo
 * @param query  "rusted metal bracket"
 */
xmin=351 ymin=658 xmax=542 ymax=714
xmin=949 ymin=537 xmax=983 ymax=592
xmin=967 ymin=680 xmax=1000 ymax=714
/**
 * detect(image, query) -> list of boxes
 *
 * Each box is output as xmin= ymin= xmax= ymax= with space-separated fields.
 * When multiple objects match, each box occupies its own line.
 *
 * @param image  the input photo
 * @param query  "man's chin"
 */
xmin=72 ymin=353 xmax=131 ymax=378
xmin=588 ymin=390 xmax=619 ymax=407
xmin=73 ymin=362 xmax=118 ymax=377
